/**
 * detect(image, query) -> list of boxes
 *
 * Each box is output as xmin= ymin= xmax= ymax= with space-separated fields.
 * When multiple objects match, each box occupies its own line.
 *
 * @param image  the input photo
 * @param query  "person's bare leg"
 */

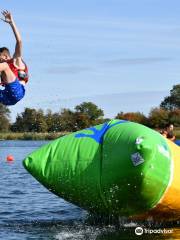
xmin=0 ymin=62 xmax=16 ymax=84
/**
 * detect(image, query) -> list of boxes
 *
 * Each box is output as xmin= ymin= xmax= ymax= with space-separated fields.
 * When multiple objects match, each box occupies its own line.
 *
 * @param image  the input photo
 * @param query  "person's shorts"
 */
xmin=0 ymin=79 xmax=25 ymax=105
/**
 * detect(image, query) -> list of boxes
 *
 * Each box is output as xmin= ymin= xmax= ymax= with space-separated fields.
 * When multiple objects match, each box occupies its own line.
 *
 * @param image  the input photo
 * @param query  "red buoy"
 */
xmin=6 ymin=155 xmax=14 ymax=162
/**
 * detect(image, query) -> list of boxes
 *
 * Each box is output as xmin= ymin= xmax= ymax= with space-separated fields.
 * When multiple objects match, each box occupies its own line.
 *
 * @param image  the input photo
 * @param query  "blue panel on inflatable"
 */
xmin=175 ymin=140 xmax=180 ymax=146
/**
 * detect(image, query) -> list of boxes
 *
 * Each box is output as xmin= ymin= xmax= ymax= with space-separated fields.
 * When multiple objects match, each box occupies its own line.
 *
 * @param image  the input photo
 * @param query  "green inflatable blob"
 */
xmin=23 ymin=120 xmax=172 ymax=217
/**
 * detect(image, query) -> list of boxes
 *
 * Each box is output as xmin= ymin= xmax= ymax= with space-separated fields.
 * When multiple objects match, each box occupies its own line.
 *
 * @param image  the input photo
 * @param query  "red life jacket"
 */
xmin=6 ymin=59 xmax=29 ymax=83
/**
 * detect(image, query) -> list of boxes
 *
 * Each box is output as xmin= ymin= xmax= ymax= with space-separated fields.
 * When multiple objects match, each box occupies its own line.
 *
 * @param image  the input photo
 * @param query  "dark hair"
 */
xmin=165 ymin=123 xmax=174 ymax=129
xmin=0 ymin=47 xmax=10 ymax=55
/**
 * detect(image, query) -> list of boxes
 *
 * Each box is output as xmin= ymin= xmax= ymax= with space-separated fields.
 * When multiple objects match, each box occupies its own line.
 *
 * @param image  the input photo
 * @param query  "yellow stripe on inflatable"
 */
xmin=132 ymin=139 xmax=180 ymax=221
xmin=158 ymin=139 xmax=180 ymax=219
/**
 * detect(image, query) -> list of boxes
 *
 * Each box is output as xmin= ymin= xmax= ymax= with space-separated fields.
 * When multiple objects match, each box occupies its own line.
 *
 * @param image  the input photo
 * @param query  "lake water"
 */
xmin=0 ymin=141 xmax=179 ymax=240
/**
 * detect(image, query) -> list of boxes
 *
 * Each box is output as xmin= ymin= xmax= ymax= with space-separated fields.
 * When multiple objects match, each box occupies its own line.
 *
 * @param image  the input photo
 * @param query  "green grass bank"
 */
xmin=0 ymin=128 xmax=179 ymax=140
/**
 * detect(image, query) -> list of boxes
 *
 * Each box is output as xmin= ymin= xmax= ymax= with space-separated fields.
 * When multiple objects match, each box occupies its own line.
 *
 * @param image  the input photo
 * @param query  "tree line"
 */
xmin=0 ymin=84 xmax=180 ymax=133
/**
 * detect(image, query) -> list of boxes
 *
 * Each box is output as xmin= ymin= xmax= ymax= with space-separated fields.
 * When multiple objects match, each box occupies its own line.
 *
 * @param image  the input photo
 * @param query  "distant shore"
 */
xmin=0 ymin=128 xmax=179 ymax=140
xmin=175 ymin=128 xmax=180 ymax=139
xmin=0 ymin=132 xmax=69 ymax=140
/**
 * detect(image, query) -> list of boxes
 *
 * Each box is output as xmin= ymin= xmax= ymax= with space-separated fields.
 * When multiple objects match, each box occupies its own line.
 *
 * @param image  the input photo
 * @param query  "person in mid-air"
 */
xmin=0 ymin=10 xmax=28 ymax=105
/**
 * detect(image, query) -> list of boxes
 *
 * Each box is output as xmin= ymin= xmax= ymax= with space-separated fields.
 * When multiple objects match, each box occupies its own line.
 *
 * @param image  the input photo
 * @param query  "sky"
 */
xmin=0 ymin=0 xmax=180 ymax=121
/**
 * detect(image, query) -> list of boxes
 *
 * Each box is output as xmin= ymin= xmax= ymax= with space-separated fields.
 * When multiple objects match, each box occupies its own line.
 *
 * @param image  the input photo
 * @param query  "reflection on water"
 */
xmin=1 ymin=220 xmax=180 ymax=240
xmin=0 ymin=141 xmax=179 ymax=240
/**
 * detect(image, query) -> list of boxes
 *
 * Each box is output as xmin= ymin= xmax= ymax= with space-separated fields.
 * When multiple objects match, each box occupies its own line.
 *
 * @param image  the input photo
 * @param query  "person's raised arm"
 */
xmin=1 ymin=10 xmax=22 ymax=58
